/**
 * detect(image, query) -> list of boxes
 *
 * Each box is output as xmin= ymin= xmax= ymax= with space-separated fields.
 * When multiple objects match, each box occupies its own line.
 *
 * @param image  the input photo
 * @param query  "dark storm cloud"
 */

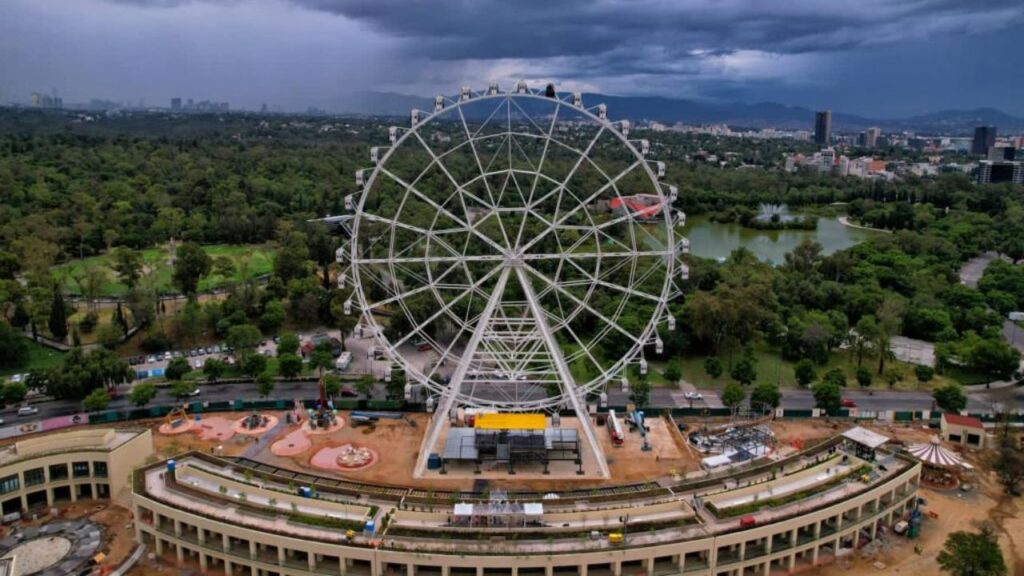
xmin=284 ymin=0 xmax=1024 ymax=61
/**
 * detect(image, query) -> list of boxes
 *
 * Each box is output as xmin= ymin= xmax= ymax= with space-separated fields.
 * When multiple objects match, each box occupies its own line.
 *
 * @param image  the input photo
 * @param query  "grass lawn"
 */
xmin=652 ymin=343 xmax=962 ymax=392
xmin=53 ymin=243 xmax=274 ymax=297
xmin=0 ymin=340 xmax=66 ymax=377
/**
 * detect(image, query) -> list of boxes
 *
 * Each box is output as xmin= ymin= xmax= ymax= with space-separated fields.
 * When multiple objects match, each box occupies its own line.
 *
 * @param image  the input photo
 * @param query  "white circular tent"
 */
xmin=907 ymin=436 xmax=964 ymax=469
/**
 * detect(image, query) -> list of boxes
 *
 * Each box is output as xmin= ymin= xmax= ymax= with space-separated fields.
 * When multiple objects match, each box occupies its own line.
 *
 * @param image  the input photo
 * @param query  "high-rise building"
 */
xmin=863 ymin=127 xmax=880 ymax=149
xmin=972 ymin=126 xmax=996 ymax=156
xmin=171 ymin=97 xmax=182 ymax=111
xmin=988 ymin=146 xmax=1016 ymax=162
xmin=977 ymin=160 xmax=1023 ymax=185
xmin=814 ymin=111 xmax=832 ymax=146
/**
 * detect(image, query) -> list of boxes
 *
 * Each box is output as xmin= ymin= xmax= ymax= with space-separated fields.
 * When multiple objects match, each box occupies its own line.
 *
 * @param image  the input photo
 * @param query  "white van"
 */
xmin=335 ymin=351 xmax=353 ymax=373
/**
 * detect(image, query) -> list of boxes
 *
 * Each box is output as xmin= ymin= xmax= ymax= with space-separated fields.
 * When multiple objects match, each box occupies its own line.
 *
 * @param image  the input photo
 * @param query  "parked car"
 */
xmin=684 ymin=391 xmax=702 ymax=400
xmin=340 ymin=386 xmax=358 ymax=398
xmin=17 ymin=406 xmax=39 ymax=417
xmin=841 ymin=399 xmax=857 ymax=408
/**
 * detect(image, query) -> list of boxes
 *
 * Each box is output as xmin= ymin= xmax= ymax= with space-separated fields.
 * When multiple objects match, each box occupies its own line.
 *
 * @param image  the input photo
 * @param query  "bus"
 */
xmin=607 ymin=409 xmax=624 ymax=446
xmin=335 ymin=352 xmax=353 ymax=373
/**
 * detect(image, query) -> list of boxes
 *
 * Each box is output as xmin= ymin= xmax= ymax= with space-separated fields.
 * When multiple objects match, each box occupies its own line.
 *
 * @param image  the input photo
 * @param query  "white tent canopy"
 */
xmin=842 ymin=426 xmax=889 ymax=449
xmin=907 ymin=436 xmax=965 ymax=469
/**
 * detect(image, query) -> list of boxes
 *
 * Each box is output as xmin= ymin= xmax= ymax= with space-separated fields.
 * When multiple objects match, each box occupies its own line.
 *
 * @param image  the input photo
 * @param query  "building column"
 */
xmin=70 ymin=485 xmax=78 ymax=502
xmin=787 ymin=553 xmax=795 ymax=572
xmin=222 ymin=533 xmax=230 ymax=553
xmin=441 ymin=565 xmax=450 ymax=576
xmin=811 ymin=546 xmax=819 ymax=566
xmin=200 ymin=553 xmax=208 ymax=571
xmin=278 ymin=547 xmax=286 ymax=565
xmin=739 ymin=541 xmax=746 ymax=561
xmin=155 ymin=537 xmax=164 ymax=556
xmin=309 ymin=553 xmax=317 ymax=572
xmin=545 ymin=565 xmax=553 ymax=576
xmin=579 ymin=563 xmax=588 ymax=576
xmin=407 ymin=563 xmax=416 ymax=576
xmin=676 ymin=553 xmax=685 ymax=573
xmin=249 ymin=539 xmax=257 ymax=559
xmin=175 ymin=543 xmax=184 ymax=565
xmin=197 ymin=528 xmax=206 ymax=545
xmin=765 ymin=535 xmax=773 ymax=556
xmin=646 ymin=557 xmax=655 ymax=575
xmin=612 ymin=561 xmax=622 ymax=576
xmin=45 ymin=488 xmax=53 ymax=507
xmin=173 ymin=519 xmax=182 ymax=537
xmin=225 ymin=560 xmax=234 ymax=576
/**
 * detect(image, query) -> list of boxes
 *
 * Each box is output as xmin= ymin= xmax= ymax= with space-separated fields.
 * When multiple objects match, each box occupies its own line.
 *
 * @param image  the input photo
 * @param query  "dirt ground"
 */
xmin=14 ymin=498 xmax=138 ymax=575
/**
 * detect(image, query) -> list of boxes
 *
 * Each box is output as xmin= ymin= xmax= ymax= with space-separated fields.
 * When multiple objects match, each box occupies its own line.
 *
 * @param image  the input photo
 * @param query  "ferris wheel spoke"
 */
xmin=522 ymin=263 xmax=644 ymax=347
xmin=410 ymin=131 xmax=495 ymax=212
xmin=385 ymin=264 xmax=505 ymax=352
xmin=520 ymin=160 xmax=640 ymax=254
xmin=457 ymin=106 xmax=500 ymax=209
xmin=560 ymin=257 xmax=663 ymax=303
xmin=379 ymin=168 xmax=510 ymax=257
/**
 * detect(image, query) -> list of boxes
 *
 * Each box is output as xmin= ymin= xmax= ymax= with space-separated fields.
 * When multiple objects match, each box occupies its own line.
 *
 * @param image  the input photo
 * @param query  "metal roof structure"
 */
xmin=842 ymin=426 xmax=890 ymax=449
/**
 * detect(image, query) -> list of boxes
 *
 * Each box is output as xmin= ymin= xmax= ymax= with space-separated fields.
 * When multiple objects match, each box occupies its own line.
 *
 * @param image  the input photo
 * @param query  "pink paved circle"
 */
xmin=158 ymin=419 xmax=195 ymax=435
xmin=233 ymin=414 xmax=279 ymax=436
xmin=271 ymin=427 xmax=312 ymax=457
xmin=310 ymin=444 xmax=379 ymax=472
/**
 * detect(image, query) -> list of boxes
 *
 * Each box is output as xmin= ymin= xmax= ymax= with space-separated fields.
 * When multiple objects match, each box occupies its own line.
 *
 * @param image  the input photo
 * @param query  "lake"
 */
xmin=681 ymin=214 xmax=881 ymax=264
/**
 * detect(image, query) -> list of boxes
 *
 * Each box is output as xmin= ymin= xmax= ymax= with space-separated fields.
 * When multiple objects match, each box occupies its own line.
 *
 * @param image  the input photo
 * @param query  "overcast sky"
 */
xmin=2 ymin=0 xmax=1023 ymax=117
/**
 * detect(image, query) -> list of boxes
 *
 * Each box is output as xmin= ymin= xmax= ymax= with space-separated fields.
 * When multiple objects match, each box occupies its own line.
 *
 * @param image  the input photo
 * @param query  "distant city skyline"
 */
xmin=3 ymin=0 xmax=1024 ymax=118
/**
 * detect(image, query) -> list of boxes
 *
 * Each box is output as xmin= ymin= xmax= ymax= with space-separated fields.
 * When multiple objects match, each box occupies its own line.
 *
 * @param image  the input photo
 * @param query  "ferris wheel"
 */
xmin=336 ymin=81 xmax=689 ymax=475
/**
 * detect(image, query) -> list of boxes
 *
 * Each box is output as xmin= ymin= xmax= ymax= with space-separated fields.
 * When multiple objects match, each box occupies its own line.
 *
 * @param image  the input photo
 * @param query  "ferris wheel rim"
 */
xmin=348 ymin=89 xmax=676 ymax=410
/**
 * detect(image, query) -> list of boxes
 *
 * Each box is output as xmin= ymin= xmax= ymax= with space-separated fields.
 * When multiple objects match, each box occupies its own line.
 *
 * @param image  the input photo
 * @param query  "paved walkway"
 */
xmin=242 ymin=416 xmax=288 ymax=459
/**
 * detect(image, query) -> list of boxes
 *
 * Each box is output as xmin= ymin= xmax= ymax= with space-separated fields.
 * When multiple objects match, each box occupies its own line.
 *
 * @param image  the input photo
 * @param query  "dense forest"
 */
xmin=0 ymin=108 xmax=1021 ymax=412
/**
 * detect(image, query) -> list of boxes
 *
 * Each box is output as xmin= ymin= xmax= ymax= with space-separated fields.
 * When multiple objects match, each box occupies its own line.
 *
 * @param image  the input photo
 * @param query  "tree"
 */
xmin=277 ymin=332 xmax=300 ymax=356
xmin=0 ymin=323 xmax=29 ymax=369
xmin=165 ymin=357 xmax=191 ymax=381
xmin=323 ymin=375 xmax=341 ymax=399
xmin=933 ymin=383 xmax=967 ymax=413
xmin=48 ymin=288 xmax=68 ymax=341
xmin=750 ymin=382 xmax=781 ymax=412
xmin=0 ymin=382 xmax=28 ymax=404
xmin=721 ymin=382 xmax=746 ymax=413
xmin=794 ymin=359 xmax=816 ymax=388
xmin=242 ymin=352 xmax=268 ymax=377
xmin=227 ymin=324 xmax=262 ymax=354
xmin=630 ymin=377 xmax=651 ymax=408
xmin=130 ymin=382 xmax=157 ymax=407
xmin=42 ymin=347 xmax=131 ymax=400
xmin=259 ymin=300 xmax=286 ymax=333
xmin=937 ymin=527 xmax=1006 ymax=576
xmin=170 ymin=380 xmax=195 ymax=398
xmin=83 ymin=388 xmax=111 ymax=412
xmin=812 ymin=381 xmax=841 ymax=414
xmin=172 ymin=242 xmax=212 ymax=296
xmin=96 ymin=322 xmax=123 ymax=349
xmin=993 ymin=441 xmax=1024 ymax=495
xmin=730 ymin=350 xmax=757 ymax=385
xmin=278 ymin=354 xmax=303 ymax=378
xmin=856 ymin=366 xmax=872 ymax=388
xmin=663 ymin=359 xmax=682 ymax=384
xmin=330 ymin=291 xmax=359 ymax=352
xmin=256 ymin=372 xmax=275 ymax=398
xmin=915 ymin=364 xmax=935 ymax=383
xmin=875 ymin=297 xmax=905 ymax=375
xmin=704 ymin=357 xmax=723 ymax=379
xmin=111 ymin=247 xmax=143 ymax=289
xmin=822 ymin=368 xmax=846 ymax=387
xmin=386 ymin=369 xmax=407 ymax=401
xmin=273 ymin=227 xmax=310 ymax=282
xmin=884 ymin=367 xmax=903 ymax=389
xmin=203 ymin=358 xmax=226 ymax=383
xmin=308 ymin=348 xmax=335 ymax=373
xmin=177 ymin=300 xmax=203 ymax=343
xmin=355 ymin=374 xmax=375 ymax=398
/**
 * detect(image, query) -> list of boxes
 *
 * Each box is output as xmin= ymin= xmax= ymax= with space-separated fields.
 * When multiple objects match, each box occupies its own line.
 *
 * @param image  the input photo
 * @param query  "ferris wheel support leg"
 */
xmin=514 ymin=266 xmax=610 ymax=478
xmin=413 ymin=267 xmax=512 ymax=479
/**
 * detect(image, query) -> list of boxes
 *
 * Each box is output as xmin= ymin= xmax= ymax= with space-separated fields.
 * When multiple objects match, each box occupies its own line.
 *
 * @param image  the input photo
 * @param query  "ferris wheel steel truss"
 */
xmin=335 ymin=82 xmax=691 ymax=477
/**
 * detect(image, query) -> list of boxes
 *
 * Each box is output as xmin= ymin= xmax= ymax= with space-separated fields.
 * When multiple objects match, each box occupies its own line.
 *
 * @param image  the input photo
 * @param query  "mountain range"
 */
xmin=335 ymin=91 xmax=1024 ymax=135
